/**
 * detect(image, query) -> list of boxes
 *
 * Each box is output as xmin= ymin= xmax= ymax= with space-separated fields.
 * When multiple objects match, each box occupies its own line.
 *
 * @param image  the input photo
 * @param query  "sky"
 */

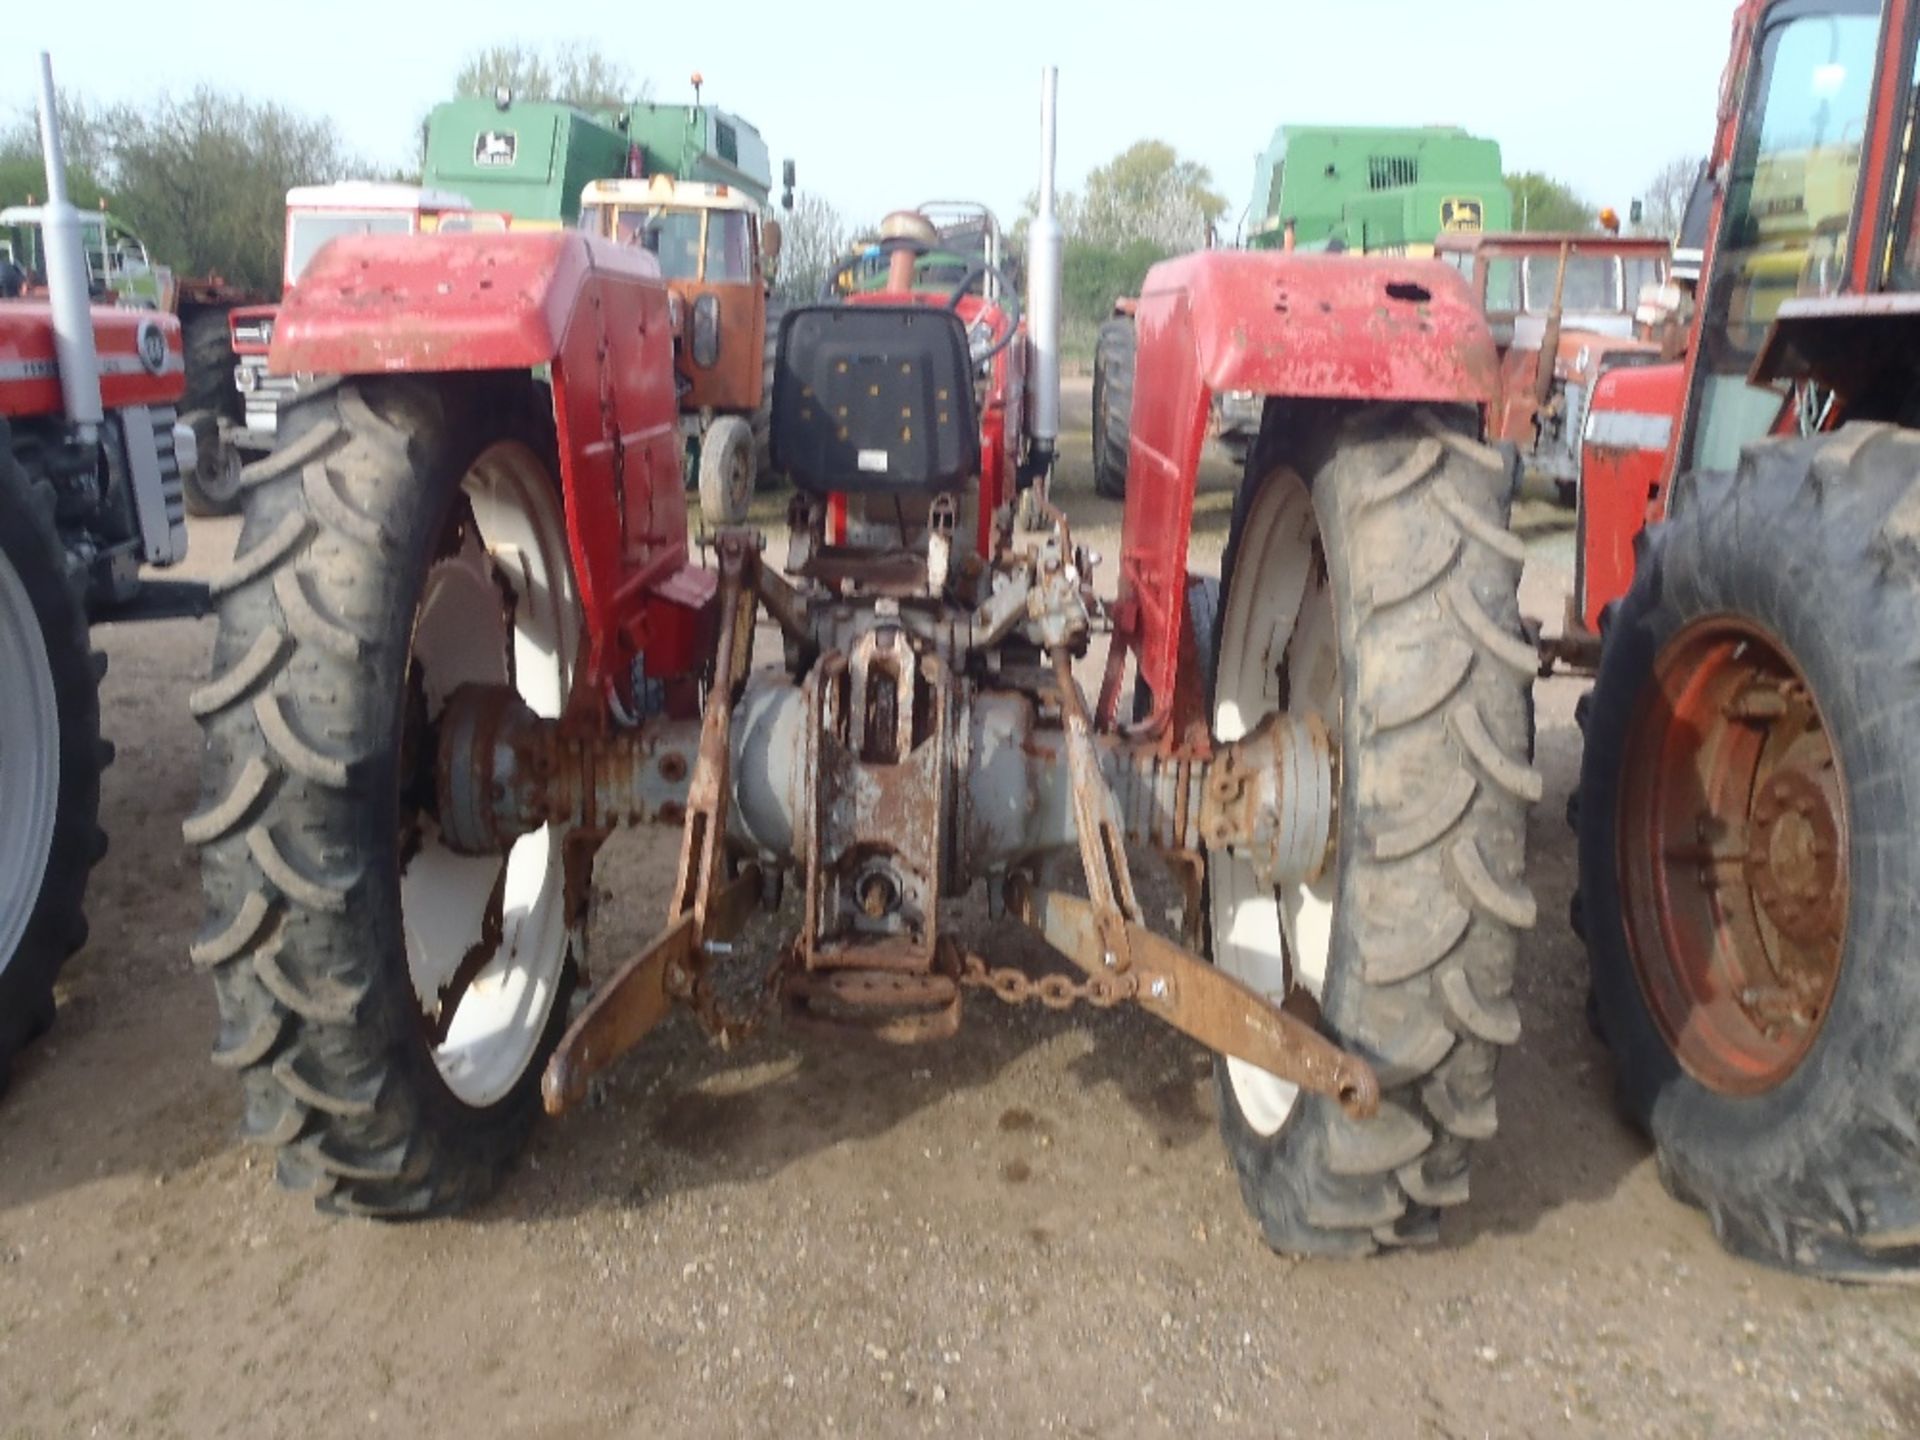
xmin=21 ymin=0 xmax=1738 ymax=229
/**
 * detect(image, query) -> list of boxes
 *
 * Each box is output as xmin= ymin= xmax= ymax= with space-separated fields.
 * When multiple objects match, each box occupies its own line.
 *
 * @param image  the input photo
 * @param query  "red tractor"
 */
xmin=187 ymin=69 xmax=1534 ymax=1256
xmin=1 ymin=56 xmax=194 ymax=1092
xmin=1572 ymin=0 xmax=1920 ymax=1279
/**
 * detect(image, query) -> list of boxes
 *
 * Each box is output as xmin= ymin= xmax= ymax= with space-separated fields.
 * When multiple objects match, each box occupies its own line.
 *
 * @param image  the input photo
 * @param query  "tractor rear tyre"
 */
xmin=1091 ymin=315 xmax=1135 ymax=500
xmin=1209 ymin=404 xmax=1538 ymax=1255
xmin=699 ymin=414 xmax=756 ymax=528
xmin=0 ymin=426 xmax=105 ymax=1096
xmin=187 ymin=377 xmax=583 ymax=1216
xmin=1579 ymin=424 xmax=1920 ymax=1280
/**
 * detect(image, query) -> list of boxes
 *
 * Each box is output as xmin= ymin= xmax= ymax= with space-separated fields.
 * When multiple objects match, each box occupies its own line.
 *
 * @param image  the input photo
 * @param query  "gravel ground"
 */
xmin=2 ymin=381 xmax=1916 ymax=1438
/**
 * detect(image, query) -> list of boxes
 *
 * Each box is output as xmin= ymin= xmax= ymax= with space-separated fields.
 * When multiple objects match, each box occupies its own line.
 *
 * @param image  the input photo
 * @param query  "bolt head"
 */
xmin=1102 ymin=951 xmax=1118 ymax=969
xmin=1149 ymin=978 xmax=1169 ymax=999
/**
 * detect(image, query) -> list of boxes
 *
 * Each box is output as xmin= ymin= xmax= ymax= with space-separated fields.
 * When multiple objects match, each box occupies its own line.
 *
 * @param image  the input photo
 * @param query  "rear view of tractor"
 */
xmin=1 ymin=56 xmax=194 ymax=1093
xmin=185 ymin=68 xmax=1534 ymax=1258
xmin=1574 ymin=0 xmax=1920 ymax=1279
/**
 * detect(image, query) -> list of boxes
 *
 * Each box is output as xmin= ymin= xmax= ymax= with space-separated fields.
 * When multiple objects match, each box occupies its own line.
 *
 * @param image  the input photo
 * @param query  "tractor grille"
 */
xmin=122 ymin=403 xmax=189 ymax=567
xmin=1369 ymin=156 xmax=1419 ymax=190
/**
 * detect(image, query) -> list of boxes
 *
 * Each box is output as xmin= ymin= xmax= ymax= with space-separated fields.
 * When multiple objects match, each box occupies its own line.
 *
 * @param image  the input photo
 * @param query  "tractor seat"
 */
xmin=771 ymin=304 xmax=981 ymax=496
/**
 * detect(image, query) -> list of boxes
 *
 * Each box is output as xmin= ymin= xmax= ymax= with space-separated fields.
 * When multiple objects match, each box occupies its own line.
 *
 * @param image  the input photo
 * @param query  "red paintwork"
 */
xmin=1580 ymin=0 xmax=1918 ymax=619
xmin=271 ymin=230 xmax=703 ymax=693
xmin=228 ymin=303 xmax=276 ymax=357
xmin=0 ymin=303 xmax=186 ymax=418
xmin=1116 ymin=250 xmax=1499 ymax=731
xmin=842 ymin=289 xmax=1025 ymax=557
xmin=1576 ymin=361 xmax=1685 ymax=633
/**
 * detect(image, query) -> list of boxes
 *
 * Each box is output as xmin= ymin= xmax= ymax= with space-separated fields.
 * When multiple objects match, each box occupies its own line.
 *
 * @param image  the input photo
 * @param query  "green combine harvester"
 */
xmin=1245 ymin=124 xmax=1510 ymax=256
xmin=421 ymin=91 xmax=775 ymax=225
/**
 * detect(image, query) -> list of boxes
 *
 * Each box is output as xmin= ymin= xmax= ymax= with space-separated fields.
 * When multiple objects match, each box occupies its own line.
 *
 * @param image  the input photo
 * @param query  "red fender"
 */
xmin=1576 ymin=360 xmax=1686 ymax=634
xmin=1116 ymin=250 xmax=1500 ymax=736
xmin=270 ymin=231 xmax=705 ymax=694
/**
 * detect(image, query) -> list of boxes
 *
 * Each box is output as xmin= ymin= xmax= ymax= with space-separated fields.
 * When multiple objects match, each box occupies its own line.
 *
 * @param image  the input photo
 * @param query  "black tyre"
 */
xmin=0 ymin=425 xmax=105 ymax=1094
xmin=699 ymin=414 xmax=755 ymax=527
xmin=1091 ymin=315 xmax=1135 ymax=499
xmin=1580 ymin=423 xmax=1920 ymax=1280
xmin=1209 ymin=404 xmax=1538 ymax=1255
xmin=181 ymin=308 xmax=240 ymax=421
xmin=186 ymin=377 xmax=584 ymax=1215
xmin=754 ymin=296 xmax=787 ymax=480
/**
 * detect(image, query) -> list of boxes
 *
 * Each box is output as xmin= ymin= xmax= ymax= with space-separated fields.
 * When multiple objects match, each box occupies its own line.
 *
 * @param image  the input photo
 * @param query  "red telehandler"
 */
xmin=187 ymin=70 xmax=1534 ymax=1256
xmin=1572 ymin=0 xmax=1920 ymax=1279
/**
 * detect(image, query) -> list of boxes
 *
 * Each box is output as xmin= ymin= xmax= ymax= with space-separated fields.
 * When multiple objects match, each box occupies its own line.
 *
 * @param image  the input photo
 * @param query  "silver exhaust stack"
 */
xmin=36 ymin=52 xmax=102 ymax=437
xmin=1025 ymin=65 xmax=1063 ymax=467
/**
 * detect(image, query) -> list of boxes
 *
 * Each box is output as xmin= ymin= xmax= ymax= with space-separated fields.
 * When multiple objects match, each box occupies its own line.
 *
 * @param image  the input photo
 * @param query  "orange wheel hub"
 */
xmin=1618 ymin=617 xmax=1847 ymax=1095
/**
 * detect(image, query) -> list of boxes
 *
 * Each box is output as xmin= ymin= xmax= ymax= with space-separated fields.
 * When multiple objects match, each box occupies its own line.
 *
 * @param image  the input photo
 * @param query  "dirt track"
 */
xmin=3 ymin=383 xmax=1916 ymax=1438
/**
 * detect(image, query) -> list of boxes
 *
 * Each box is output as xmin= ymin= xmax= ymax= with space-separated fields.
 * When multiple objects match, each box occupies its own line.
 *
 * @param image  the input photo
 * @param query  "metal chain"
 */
xmin=959 ymin=954 xmax=1136 ymax=1011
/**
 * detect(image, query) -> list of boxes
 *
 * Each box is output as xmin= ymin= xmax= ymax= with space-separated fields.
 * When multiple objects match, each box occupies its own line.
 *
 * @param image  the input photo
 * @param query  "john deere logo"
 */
xmin=135 ymin=317 xmax=169 ymax=375
xmin=474 ymin=130 xmax=517 ymax=167
xmin=1440 ymin=197 xmax=1485 ymax=233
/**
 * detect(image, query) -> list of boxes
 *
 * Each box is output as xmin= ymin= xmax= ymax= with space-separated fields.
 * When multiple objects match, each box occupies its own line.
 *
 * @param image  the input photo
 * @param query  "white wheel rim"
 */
xmin=400 ymin=442 xmax=581 ymax=1108
xmin=1209 ymin=469 xmax=1340 ymax=1136
xmin=0 ymin=548 xmax=61 ymax=977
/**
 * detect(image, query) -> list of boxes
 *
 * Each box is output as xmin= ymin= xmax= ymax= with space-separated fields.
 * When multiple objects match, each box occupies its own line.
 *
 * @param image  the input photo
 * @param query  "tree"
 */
xmin=1642 ymin=155 xmax=1706 ymax=239
xmin=1076 ymin=141 xmax=1225 ymax=253
xmin=0 ymin=97 xmax=108 ymax=209
xmin=454 ymin=42 xmax=637 ymax=111
xmin=1508 ymin=171 xmax=1597 ymax=233
xmin=774 ymin=191 xmax=850 ymax=304
xmin=101 ymin=90 xmax=352 ymax=293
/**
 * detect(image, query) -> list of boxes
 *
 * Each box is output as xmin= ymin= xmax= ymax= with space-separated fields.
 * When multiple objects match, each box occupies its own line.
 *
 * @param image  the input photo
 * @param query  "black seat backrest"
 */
xmin=771 ymin=304 xmax=981 ymax=495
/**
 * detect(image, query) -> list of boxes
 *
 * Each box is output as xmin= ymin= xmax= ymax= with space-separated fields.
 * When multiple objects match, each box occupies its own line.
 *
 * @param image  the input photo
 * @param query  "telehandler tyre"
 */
xmin=187 ymin=378 xmax=583 ymax=1215
xmin=1579 ymin=424 xmax=1920 ymax=1280
xmin=0 ymin=430 xmax=105 ymax=1095
xmin=1209 ymin=404 xmax=1538 ymax=1255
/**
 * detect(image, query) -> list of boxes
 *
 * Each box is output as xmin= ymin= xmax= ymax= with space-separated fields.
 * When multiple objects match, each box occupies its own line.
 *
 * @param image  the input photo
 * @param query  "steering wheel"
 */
xmin=820 ymin=235 xmax=929 ymax=301
xmin=945 ymin=260 xmax=1022 ymax=364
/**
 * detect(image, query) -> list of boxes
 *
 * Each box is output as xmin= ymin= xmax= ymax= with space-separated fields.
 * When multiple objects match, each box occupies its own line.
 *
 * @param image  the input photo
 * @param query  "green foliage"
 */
xmin=1063 ymin=237 xmax=1165 ymax=324
xmin=1078 ymin=140 xmax=1226 ymax=252
xmin=774 ymin=191 xmax=850 ymax=304
xmin=1509 ymin=171 xmax=1596 ymax=233
xmin=1 ymin=90 xmax=349 ymax=293
xmin=454 ymin=43 xmax=638 ymax=111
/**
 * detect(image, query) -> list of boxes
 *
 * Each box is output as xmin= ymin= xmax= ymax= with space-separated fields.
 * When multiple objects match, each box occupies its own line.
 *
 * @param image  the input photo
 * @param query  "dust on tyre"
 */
xmin=1091 ymin=315 xmax=1135 ymax=499
xmin=0 ymin=424 xmax=105 ymax=1094
xmin=699 ymin=414 xmax=755 ymax=527
xmin=1209 ymin=404 xmax=1538 ymax=1256
xmin=186 ymin=377 xmax=583 ymax=1215
xmin=1579 ymin=423 xmax=1920 ymax=1279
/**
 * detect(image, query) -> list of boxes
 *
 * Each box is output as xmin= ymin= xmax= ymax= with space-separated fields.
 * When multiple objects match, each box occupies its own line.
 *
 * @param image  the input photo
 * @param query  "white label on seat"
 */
xmin=857 ymin=449 xmax=889 ymax=473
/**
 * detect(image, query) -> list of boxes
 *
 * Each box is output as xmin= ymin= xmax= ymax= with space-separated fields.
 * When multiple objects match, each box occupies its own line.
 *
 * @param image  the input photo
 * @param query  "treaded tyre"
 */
xmin=0 ymin=424 xmax=105 ymax=1095
xmin=699 ymin=414 xmax=755 ymax=527
xmin=1091 ymin=315 xmax=1135 ymax=499
xmin=181 ymin=310 xmax=244 ymax=516
xmin=1209 ymin=403 xmax=1538 ymax=1255
xmin=754 ymin=296 xmax=787 ymax=480
xmin=1579 ymin=422 xmax=1920 ymax=1280
xmin=186 ymin=377 xmax=584 ymax=1216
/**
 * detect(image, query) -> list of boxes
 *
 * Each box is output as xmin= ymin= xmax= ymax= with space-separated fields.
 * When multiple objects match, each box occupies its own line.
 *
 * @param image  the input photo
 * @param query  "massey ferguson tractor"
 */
xmin=1 ymin=56 xmax=194 ymax=1093
xmin=1570 ymin=0 xmax=1920 ymax=1280
xmin=186 ymin=67 xmax=1535 ymax=1258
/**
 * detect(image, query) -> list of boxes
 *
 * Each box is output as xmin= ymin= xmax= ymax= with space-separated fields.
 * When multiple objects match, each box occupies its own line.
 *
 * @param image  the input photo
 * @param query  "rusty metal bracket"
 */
xmin=1052 ymin=647 xmax=1142 ymax=974
xmin=542 ymin=865 xmax=762 ymax=1114
xmin=1008 ymin=875 xmax=1380 ymax=1118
